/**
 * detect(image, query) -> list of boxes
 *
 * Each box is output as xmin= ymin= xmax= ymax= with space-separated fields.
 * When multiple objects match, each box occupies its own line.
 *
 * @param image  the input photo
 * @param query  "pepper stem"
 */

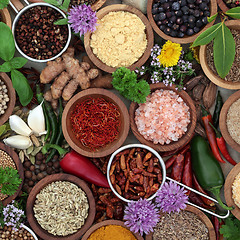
xmin=42 ymin=144 xmax=68 ymax=158
xmin=210 ymin=187 xmax=233 ymax=210
xmin=209 ymin=122 xmax=222 ymax=139
xmin=200 ymin=104 xmax=209 ymax=117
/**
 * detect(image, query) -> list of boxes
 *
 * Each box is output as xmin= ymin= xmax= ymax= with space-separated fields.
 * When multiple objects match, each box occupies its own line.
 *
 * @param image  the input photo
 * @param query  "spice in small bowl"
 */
xmin=107 ymin=144 xmax=166 ymax=202
xmin=0 ymin=78 xmax=9 ymax=116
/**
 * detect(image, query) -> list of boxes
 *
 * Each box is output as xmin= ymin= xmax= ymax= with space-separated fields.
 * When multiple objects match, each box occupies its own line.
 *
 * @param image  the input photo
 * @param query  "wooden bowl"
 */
xmin=200 ymin=20 xmax=240 ymax=89
xmin=146 ymin=205 xmax=216 ymax=240
xmin=62 ymin=88 xmax=130 ymax=158
xmin=0 ymin=73 xmax=16 ymax=126
xmin=26 ymin=173 xmax=96 ymax=240
xmin=82 ymin=220 xmax=144 ymax=240
xmin=224 ymin=162 xmax=240 ymax=220
xmin=217 ymin=0 xmax=229 ymax=12
xmin=0 ymin=142 xmax=24 ymax=207
xmin=147 ymin=0 xmax=217 ymax=44
xmin=129 ymin=83 xmax=197 ymax=152
xmin=27 ymin=0 xmax=106 ymax=11
xmin=219 ymin=90 xmax=240 ymax=153
xmin=0 ymin=8 xmax=11 ymax=29
xmin=84 ymin=4 xmax=154 ymax=73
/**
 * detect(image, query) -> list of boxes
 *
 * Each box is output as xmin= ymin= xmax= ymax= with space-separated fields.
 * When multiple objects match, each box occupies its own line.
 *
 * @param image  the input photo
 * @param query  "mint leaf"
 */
xmin=225 ymin=7 xmax=240 ymax=19
xmin=62 ymin=0 xmax=70 ymax=11
xmin=0 ymin=0 xmax=9 ymax=10
xmin=9 ymin=57 xmax=28 ymax=69
xmin=54 ymin=18 xmax=68 ymax=25
xmin=0 ymin=61 xmax=12 ymax=72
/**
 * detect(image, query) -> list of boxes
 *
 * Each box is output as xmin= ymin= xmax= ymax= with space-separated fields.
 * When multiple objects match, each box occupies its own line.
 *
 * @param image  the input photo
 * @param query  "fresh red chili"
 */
xmin=60 ymin=150 xmax=110 ymax=188
xmin=70 ymin=97 xmax=121 ymax=151
xmin=171 ymin=154 xmax=185 ymax=182
xmin=201 ymin=105 xmax=225 ymax=163
xmin=212 ymin=216 xmax=220 ymax=240
xmin=182 ymin=151 xmax=193 ymax=195
xmin=209 ymin=123 xmax=237 ymax=166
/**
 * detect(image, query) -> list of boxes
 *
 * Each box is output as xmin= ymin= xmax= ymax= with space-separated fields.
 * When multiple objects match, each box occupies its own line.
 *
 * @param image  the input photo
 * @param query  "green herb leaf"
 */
xmin=191 ymin=22 xmax=222 ymax=47
xmin=220 ymin=216 xmax=240 ymax=240
xmin=43 ymin=0 xmax=61 ymax=7
xmin=54 ymin=18 xmax=69 ymax=25
xmin=0 ymin=22 xmax=15 ymax=61
xmin=11 ymin=69 xmax=33 ymax=106
xmin=213 ymin=23 xmax=235 ymax=78
xmin=225 ymin=7 xmax=240 ymax=19
xmin=0 ymin=61 xmax=12 ymax=72
xmin=0 ymin=123 xmax=10 ymax=137
xmin=62 ymin=0 xmax=71 ymax=11
xmin=207 ymin=13 xmax=218 ymax=23
xmin=0 ymin=167 xmax=22 ymax=196
xmin=9 ymin=57 xmax=28 ymax=69
xmin=0 ymin=0 xmax=9 ymax=10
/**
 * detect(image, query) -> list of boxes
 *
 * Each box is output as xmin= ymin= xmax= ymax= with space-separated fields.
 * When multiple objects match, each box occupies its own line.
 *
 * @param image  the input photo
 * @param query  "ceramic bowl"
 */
xmin=22 ymin=225 xmax=38 ymax=240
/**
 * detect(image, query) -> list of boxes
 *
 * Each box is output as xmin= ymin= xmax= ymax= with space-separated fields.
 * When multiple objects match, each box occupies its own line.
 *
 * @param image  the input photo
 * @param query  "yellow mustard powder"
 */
xmin=87 ymin=225 xmax=137 ymax=240
xmin=90 ymin=11 xmax=147 ymax=68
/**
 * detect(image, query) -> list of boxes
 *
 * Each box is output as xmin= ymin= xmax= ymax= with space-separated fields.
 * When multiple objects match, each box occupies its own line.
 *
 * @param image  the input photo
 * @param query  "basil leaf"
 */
xmin=213 ymin=23 xmax=235 ymax=78
xmin=43 ymin=0 xmax=61 ymax=7
xmin=10 ymin=70 xmax=33 ymax=106
xmin=225 ymin=7 xmax=240 ymax=19
xmin=54 ymin=18 xmax=68 ymax=25
xmin=207 ymin=13 xmax=218 ymax=23
xmin=0 ymin=22 xmax=15 ymax=61
xmin=10 ymin=57 xmax=28 ymax=69
xmin=191 ymin=22 xmax=222 ymax=47
xmin=62 ymin=0 xmax=70 ymax=11
xmin=0 ymin=0 xmax=9 ymax=9
xmin=0 ymin=62 xmax=12 ymax=72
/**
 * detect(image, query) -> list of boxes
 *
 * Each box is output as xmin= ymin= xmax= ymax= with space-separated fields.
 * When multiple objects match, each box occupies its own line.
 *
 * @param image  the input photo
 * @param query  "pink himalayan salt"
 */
xmin=135 ymin=89 xmax=190 ymax=145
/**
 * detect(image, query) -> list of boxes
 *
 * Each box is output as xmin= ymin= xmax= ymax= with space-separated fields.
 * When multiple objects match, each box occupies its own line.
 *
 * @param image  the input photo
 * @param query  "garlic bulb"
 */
xmin=27 ymin=102 xmax=47 ymax=136
xmin=3 ymin=135 xmax=32 ymax=149
xmin=9 ymin=115 xmax=32 ymax=136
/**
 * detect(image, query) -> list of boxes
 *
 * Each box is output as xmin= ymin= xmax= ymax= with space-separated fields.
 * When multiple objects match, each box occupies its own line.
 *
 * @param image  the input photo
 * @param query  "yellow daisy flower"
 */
xmin=157 ymin=41 xmax=182 ymax=67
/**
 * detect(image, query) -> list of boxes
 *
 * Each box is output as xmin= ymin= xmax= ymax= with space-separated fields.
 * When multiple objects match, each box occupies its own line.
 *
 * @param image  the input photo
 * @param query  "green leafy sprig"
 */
xmin=0 ymin=23 xmax=33 ymax=106
xmin=0 ymin=0 xmax=9 ymax=10
xmin=192 ymin=7 xmax=240 ymax=79
xmin=0 ymin=167 xmax=22 ymax=196
xmin=220 ymin=215 xmax=240 ymax=240
xmin=112 ymin=67 xmax=150 ymax=104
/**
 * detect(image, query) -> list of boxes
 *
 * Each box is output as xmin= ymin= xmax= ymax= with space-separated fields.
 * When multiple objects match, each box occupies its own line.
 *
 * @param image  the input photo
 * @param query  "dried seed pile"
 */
xmin=15 ymin=6 xmax=68 ymax=60
xmin=0 ymin=226 xmax=34 ymax=240
xmin=0 ymin=78 xmax=9 ymax=115
xmin=70 ymin=0 xmax=98 ymax=7
xmin=110 ymin=147 xmax=162 ymax=200
xmin=0 ymin=150 xmax=16 ymax=201
xmin=206 ymin=29 xmax=240 ymax=82
xmin=226 ymin=98 xmax=240 ymax=145
xmin=232 ymin=171 xmax=240 ymax=208
xmin=33 ymin=181 xmax=89 ymax=236
xmin=153 ymin=211 xmax=209 ymax=240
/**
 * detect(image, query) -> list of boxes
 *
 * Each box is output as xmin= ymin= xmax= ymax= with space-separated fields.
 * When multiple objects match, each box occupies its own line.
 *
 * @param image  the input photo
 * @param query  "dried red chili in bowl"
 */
xmin=107 ymin=144 xmax=166 ymax=202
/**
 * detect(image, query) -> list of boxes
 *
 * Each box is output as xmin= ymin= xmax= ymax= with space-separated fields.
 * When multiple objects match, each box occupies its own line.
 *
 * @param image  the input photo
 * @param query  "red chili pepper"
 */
xmin=182 ymin=151 xmax=193 ymax=195
xmin=179 ymin=144 xmax=190 ymax=155
xmin=192 ymin=174 xmax=215 ymax=207
xmin=209 ymin=123 xmax=237 ymax=166
xmin=60 ymin=150 xmax=110 ymax=188
xmin=212 ymin=216 xmax=220 ymax=240
xmin=189 ymin=191 xmax=215 ymax=210
xmin=201 ymin=106 xmax=225 ymax=163
xmin=165 ymin=155 xmax=177 ymax=169
xmin=171 ymin=154 xmax=185 ymax=182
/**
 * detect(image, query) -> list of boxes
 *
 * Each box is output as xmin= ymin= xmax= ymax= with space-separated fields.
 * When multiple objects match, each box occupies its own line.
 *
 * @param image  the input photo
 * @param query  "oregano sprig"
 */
xmin=0 ymin=0 xmax=9 ymax=10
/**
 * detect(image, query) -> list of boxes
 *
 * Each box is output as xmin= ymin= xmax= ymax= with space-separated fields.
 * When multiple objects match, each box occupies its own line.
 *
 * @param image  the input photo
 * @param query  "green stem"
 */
xmin=42 ymin=144 xmax=68 ymax=158
xmin=210 ymin=187 xmax=233 ymax=210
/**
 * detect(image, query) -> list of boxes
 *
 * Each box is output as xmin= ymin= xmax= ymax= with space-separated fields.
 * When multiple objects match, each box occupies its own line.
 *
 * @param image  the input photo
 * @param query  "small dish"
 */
xmin=81 ymin=220 xmax=144 ymax=240
xmin=224 ymin=162 xmax=240 ymax=220
xmin=22 ymin=225 xmax=38 ymax=240
xmin=199 ymin=20 xmax=240 ymax=90
xmin=145 ymin=205 xmax=216 ymax=240
xmin=84 ymin=4 xmax=154 ymax=73
xmin=129 ymin=83 xmax=197 ymax=152
xmin=62 ymin=88 xmax=130 ymax=158
xmin=219 ymin=90 xmax=240 ymax=153
xmin=147 ymin=0 xmax=217 ymax=44
xmin=0 ymin=142 xmax=24 ymax=207
xmin=107 ymin=144 xmax=166 ymax=203
xmin=0 ymin=8 xmax=12 ymax=29
xmin=0 ymin=72 xmax=16 ymax=126
xmin=26 ymin=173 xmax=96 ymax=240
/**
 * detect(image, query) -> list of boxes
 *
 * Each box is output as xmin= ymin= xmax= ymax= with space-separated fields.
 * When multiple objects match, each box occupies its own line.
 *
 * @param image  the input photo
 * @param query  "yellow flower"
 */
xmin=157 ymin=41 xmax=182 ymax=67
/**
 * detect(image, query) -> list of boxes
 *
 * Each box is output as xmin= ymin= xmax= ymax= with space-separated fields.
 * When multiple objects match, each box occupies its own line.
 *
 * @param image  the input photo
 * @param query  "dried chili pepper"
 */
xmin=209 ymin=123 xmax=237 ymax=166
xmin=165 ymin=155 xmax=177 ymax=169
xmin=213 ymin=91 xmax=223 ymax=129
xmin=189 ymin=191 xmax=215 ymax=210
xmin=171 ymin=154 xmax=185 ymax=182
xmin=182 ymin=151 xmax=193 ymax=195
xmin=212 ymin=216 xmax=220 ymax=240
xmin=201 ymin=105 xmax=225 ymax=163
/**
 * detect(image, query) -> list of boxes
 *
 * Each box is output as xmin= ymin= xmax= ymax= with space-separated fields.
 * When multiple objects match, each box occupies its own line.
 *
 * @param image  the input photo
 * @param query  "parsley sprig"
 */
xmin=220 ymin=215 xmax=240 ymax=240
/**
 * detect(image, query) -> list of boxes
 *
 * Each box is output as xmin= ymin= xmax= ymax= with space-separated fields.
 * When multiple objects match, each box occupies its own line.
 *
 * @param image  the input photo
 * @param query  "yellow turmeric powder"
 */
xmin=87 ymin=225 xmax=137 ymax=240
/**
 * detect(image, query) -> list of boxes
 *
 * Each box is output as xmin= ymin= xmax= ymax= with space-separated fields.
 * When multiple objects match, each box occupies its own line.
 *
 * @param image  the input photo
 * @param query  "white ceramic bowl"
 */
xmin=22 ymin=225 xmax=38 ymax=240
xmin=107 ymin=144 xmax=166 ymax=203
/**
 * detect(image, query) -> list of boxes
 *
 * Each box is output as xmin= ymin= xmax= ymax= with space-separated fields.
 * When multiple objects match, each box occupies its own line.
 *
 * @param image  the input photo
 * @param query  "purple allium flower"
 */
xmin=124 ymin=199 xmax=159 ymax=236
xmin=68 ymin=5 xmax=97 ymax=36
xmin=155 ymin=181 xmax=188 ymax=213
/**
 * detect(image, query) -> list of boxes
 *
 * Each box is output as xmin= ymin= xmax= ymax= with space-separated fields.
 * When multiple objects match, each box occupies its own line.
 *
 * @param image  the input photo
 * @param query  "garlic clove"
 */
xmin=3 ymin=135 xmax=33 ymax=150
xmin=27 ymin=102 xmax=47 ymax=136
xmin=9 ymin=115 xmax=32 ymax=136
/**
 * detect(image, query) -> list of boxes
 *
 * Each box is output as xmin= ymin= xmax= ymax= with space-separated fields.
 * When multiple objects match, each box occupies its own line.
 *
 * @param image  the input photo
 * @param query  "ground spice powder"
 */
xmin=87 ymin=225 xmax=136 ymax=240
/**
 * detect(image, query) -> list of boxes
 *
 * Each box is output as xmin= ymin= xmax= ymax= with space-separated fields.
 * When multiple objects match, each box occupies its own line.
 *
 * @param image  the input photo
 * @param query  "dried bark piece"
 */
xmin=202 ymin=82 xmax=217 ymax=110
xmin=192 ymin=84 xmax=205 ymax=101
xmin=185 ymin=75 xmax=204 ymax=92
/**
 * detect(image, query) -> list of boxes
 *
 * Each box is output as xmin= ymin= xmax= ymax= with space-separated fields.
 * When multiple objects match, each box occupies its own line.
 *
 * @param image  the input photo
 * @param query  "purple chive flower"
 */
xmin=155 ymin=181 xmax=188 ymax=213
xmin=68 ymin=5 xmax=97 ymax=36
xmin=124 ymin=199 xmax=159 ymax=236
